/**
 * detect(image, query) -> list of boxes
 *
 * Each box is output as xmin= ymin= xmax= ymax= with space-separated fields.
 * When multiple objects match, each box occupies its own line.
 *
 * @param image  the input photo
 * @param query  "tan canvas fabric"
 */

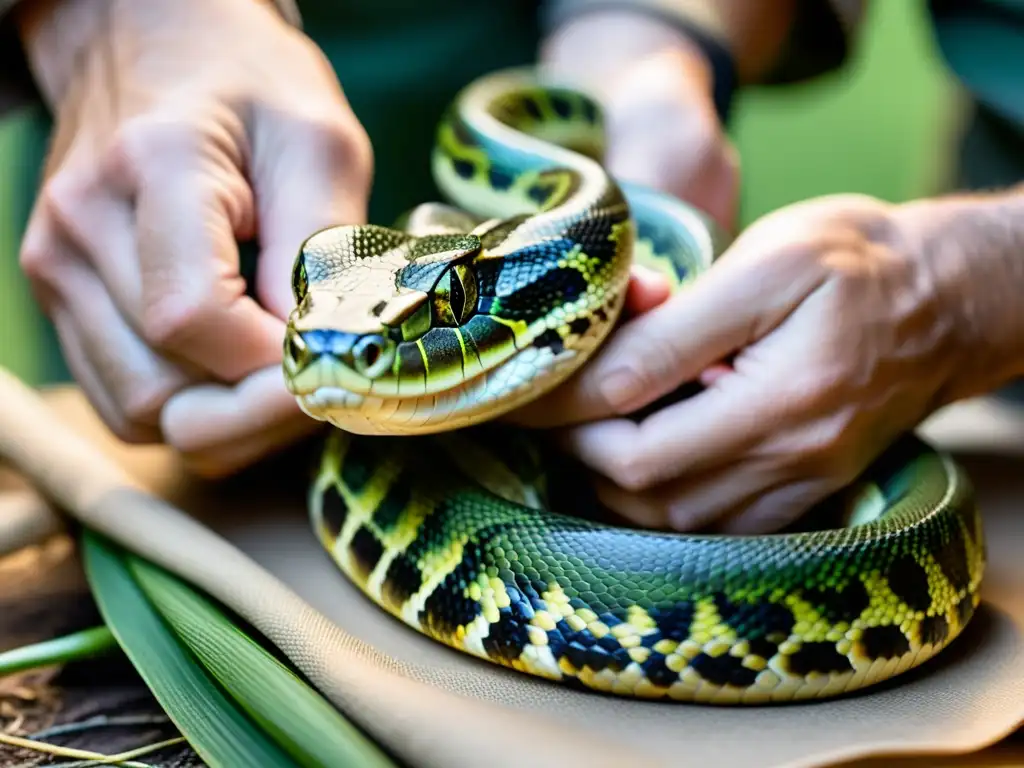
xmin=2 ymin=380 xmax=1024 ymax=767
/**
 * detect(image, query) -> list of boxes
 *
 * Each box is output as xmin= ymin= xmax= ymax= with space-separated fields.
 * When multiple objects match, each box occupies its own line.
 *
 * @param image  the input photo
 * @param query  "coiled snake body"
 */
xmin=282 ymin=69 xmax=985 ymax=703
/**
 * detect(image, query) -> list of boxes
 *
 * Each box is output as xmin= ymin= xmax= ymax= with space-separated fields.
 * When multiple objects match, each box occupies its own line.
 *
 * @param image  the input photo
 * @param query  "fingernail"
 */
xmin=599 ymin=368 xmax=643 ymax=412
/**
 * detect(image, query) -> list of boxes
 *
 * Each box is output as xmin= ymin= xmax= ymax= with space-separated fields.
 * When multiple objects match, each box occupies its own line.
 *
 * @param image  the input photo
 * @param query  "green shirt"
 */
xmin=928 ymin=0 xmax=1024 ymax=189
xmin=297 ymin=0 xmax=542 ymax=225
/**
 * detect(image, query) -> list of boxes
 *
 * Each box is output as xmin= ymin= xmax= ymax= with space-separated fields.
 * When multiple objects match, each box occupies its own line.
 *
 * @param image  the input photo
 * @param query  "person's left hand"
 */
xmin=540 ymin=10 xmax=739 ymax=231
xmin=511 ymin=194 xmax=984 ymax=534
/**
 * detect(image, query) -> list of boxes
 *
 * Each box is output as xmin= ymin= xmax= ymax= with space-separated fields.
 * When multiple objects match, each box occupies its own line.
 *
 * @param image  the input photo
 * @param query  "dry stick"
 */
xmin=0 ymin=731 xmax=182 ymax=765
xmin=0 ymin=369 xmax=635 ymax=768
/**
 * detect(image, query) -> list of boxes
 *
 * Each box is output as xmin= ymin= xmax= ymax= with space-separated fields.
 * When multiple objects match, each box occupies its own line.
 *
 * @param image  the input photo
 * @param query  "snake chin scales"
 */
xmin=282 ymin=68 xmax=986 ymax=703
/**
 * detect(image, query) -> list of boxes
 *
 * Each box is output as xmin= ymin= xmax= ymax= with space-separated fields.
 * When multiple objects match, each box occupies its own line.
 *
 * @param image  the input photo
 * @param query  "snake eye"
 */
xmin=291 ymin=258 xmax=309 ymax=303
xmin=353 ymin=335 xmax=395 ymax=379
xmin=433 ymin=263 xmax=478 ymax=327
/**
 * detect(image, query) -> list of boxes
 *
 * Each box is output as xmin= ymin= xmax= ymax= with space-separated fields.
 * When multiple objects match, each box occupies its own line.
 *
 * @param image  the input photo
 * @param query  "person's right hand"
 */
xmin=16 ymin=0 xmax=372 ymax=476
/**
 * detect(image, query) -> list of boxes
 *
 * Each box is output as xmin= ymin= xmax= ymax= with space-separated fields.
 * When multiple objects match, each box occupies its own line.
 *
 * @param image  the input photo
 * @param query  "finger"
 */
xmin=38 ymin=147 xmax=144 ymax=320
xmin=592 ymin=459 xmax=783 ymax=532
xmin=161 ymin=366 xmax=322 ymax=478
xmin=50 ymin=306 xmax=160 ymax=444
xmin=623 ymin=263 xmax=672 ymax=317
xmin=715 ymin=479 xmax=833 ymax=535
xmin=20 ymin=208 xmax=191 ymax=440
xmin=55 ymin=256 xmax=193 ymax=435
xmin=555 ymin=373 xmax=779 ymax=489
xmin=134 ymin=160 xmax=285 ymax=381
xmin=250 ymin=113 xmax=373 ymax=319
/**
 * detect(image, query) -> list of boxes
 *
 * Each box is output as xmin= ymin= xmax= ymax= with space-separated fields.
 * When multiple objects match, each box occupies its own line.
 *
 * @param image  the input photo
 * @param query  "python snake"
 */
xmin=281 ymin=69 xmax=985 ymax=703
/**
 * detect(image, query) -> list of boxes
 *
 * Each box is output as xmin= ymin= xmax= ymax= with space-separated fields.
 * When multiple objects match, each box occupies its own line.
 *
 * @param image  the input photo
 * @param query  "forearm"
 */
xmin=894 ymin=184 xmax=1024 ymax=401
xmin=14 ymin=0 xmax=295 ymax=109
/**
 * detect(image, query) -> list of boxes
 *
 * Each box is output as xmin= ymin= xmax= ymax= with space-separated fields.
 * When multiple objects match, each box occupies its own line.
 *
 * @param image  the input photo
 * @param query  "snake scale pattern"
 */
xmin=281 ymin=69 xmax=985 ymax=703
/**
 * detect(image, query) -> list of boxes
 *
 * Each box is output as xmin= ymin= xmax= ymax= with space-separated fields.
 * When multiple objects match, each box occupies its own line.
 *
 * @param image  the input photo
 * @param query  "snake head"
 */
xmin=283 ymin=211 xmax=630 ymax=436
xmin=283 ymin=224 xmax=490 ymax=422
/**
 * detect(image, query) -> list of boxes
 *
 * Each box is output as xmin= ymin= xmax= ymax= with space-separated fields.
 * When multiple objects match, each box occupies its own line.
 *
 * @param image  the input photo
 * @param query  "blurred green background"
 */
xmin=0 ymin=0 xmax=963 ymax=387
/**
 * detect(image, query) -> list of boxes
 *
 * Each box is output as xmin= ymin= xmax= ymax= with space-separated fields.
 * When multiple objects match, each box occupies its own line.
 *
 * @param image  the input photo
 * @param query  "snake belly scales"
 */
xmin=281 ymin=69 xmax=985 ymax=704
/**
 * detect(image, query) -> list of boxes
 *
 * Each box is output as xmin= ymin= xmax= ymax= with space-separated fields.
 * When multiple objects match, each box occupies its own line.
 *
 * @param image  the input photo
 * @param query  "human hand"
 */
xmin=512 ymin=194 xmax=992 ymax=534
xmin=540 ymin=11 xmax=739 ymax=230
xmin=16 ymin=0 xmax=372 ymax=476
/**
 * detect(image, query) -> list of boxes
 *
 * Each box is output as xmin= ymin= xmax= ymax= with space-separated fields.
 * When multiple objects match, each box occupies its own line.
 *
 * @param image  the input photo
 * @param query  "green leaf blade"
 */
xmin=0 ymin=626 xmax=117 ymax=676
xmin=127 ymin=555 xmax=395 ymax=768
xmin=81 ymin=531 xmax=298 ymax=768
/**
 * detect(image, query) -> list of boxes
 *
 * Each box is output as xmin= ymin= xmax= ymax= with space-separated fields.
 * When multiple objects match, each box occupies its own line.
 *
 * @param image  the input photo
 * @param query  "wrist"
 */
xmin=540 ymin=10 xmax=721 ymax=120
xmin=892 ymin=186 xmax=1024 ymax=402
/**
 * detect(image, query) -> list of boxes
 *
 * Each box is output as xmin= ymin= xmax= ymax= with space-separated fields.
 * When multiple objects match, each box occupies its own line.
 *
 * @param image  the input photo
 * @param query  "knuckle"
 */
xmin=605 ymin=448 xmax=658 ymax=492
xmin=793 ymin=412 xmax=860 ymax=482
xmin=141 ymin=292 xmax=212 ymax=350
xmin=19 ymin=234 xmax=60 ymax=285
xmin=120 ymin=381 xmax=176 ymax=426
xmin=108 ymin=114 xmax=201 ymax=179
xmin=302 ymin=113 xmax=373 ymax=179
xmin=39 ymin=172 xmax=87 ymax=231
xmin=20 ymin=173 xmax=91 ymax=285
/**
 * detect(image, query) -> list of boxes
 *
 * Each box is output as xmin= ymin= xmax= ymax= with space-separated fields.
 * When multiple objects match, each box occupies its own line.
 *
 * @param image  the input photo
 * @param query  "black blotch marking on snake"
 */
xmin=689 ymin=652 xmax=758 ymax=689
xmin=533 ymin=329 xmax=564 ymax=354
xmin=800 ymin=578 xmax=871 ymax=624
xmin=918 ymin=615 xmax=949 ymax=646
xmin=746 ymin=636 xmax=779 ymax=662
xmin=526 ymin=182 xmax=552 ymax=206
xmin=481 ymin=606 xmax=531 ymax=662
xmin=419 ymin=554 xmax=482 ymax=638
xmin=548 ymin=94 xmax=574 ymax=120
xmin=858 ymin=625 xmax=911 ymax=660
xmin=714 ymin=594 xmax=796 ymax=640
xmin=340 ymin=444 xmax=378 ymax=494
xmin=349 ymin=524 xmax=385 ymax=580
xmin=935 ymin=529 xmax=972 ymax=594
xmin=642 ymin=654 xmax=679 ymax=688
xmin=649 ymin=603 xmax=695 ymax=642
xmin=371 ymin=479 xmax=413 ymax=533
xmin=885 ymin=554 xmax=933 ymax=613
xmin=381 ymin=553 xmax=423 ymax=612
xmin=956 ymin=595 xmax=975 ymax=627
xmin=453 ymin=158 xmax=477 ymax=180
xmin=488 ymin=167 xmax=515 ymax=191
xmin=786 ymin=641 xmax=854 ymax=676
xmin=319 ymin=488 xmax=349 ymax=540
xmin=568 ymin=317 xmax=590 ymax=336
xmin=520 ymin=96 xmax=543 ymax=120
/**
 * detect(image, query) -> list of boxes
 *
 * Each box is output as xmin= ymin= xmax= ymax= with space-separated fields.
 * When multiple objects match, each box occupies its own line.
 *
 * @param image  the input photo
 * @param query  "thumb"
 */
xmin=252 ymin=114 xmax=374 ymax=319
xmin=623 ymin=263 xmax=673 ymax=316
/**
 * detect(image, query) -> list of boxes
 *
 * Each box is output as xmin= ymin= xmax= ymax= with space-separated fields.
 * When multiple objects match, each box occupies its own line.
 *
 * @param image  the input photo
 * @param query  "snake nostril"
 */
xmin=363 ymin=344 xmax=381 ymax=368
xmin=352 ymin=335 xmax=394 ymax=378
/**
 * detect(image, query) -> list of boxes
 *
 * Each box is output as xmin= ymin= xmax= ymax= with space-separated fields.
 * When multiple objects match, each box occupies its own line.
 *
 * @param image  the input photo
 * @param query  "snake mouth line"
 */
xmin=293 ymin=339 xmax=588 ymax=435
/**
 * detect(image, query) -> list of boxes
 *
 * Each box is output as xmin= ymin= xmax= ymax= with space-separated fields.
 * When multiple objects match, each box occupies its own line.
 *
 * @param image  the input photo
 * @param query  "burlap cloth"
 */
xmin=3 ymin=386 xmax=1024 ymax=767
